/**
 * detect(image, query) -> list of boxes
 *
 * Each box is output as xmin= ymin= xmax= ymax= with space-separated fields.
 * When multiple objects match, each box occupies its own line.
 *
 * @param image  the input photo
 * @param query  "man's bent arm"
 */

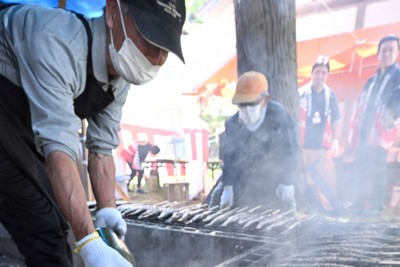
xmin=46 ymin=151 xmax=95 ymax=241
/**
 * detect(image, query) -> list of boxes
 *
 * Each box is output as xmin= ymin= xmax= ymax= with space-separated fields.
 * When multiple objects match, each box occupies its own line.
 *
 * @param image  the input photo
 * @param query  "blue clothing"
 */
xmin=303 ymin=88 xmax=340 ymax=149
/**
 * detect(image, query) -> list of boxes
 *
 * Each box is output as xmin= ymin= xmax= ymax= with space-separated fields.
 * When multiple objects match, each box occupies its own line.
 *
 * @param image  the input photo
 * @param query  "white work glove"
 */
xmin=220 ymin=185 xmax=234 ymax=209
xmin=95 ymin=207 xmax=127 ymax=238
xmin=76 ymin=232 xmax=133 ymax=267
xmin=331 ymin=138 xmax=339 ymax=156
xmin=275 ymin=184 xmax=295 ymax=202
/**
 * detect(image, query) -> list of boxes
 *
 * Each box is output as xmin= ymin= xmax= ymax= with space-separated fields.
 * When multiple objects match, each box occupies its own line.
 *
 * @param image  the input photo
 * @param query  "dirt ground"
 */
xmin=127 ymin=187 xmax=165 ymax=204
xmin=123 ymin=178 xmax=205 ymax=205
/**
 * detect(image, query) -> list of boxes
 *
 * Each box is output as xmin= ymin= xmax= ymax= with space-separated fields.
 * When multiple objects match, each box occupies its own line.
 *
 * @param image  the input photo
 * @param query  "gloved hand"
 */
xmin=275 ymin=184 xmax=295 ymax=202
xmin=95 ymin=207 xmax=127 ymax=238
xmin=220 ymin=185 xmax=233 ymax=209
xmin=209 ymin=181 xmax=224 ymax=208
xmin=76 ymin=232 xmax=133 ymax=267
xmin=331 ymin=138 xmax=339 ymax=156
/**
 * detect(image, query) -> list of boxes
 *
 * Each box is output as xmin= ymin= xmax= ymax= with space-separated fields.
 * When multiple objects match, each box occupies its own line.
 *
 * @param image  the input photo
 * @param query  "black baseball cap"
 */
xmin=123 ymin=0 xmax=186 ymax=63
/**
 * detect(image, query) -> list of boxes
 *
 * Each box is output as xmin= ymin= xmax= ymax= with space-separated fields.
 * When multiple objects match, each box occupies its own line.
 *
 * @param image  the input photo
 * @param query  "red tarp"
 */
xmin=200 ymin=21 xmax=400 ymax=101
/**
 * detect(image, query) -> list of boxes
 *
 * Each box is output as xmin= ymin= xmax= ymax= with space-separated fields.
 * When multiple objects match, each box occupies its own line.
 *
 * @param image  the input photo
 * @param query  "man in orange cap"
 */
xmin=218 ymin=71 xmax=299 ymax=211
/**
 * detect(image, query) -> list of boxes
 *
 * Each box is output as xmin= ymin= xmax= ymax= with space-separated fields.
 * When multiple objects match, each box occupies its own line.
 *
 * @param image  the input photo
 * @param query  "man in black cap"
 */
xmin=348 ymin=35 xmax=400 ymax=215
xmin=0 ymin=0 xmax=185 ymax=266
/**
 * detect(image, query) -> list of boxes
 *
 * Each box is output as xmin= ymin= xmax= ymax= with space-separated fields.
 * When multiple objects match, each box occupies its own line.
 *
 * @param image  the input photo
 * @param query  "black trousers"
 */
xmin=0 ymin=76 xmax=73 ymax=266
xmin=353 ymin=145 xmax=388 ymax=211
xmin=0 ymin=144 xmax=73 ymax=267
xmin=127 ymin=162 xmax=144 ymax=189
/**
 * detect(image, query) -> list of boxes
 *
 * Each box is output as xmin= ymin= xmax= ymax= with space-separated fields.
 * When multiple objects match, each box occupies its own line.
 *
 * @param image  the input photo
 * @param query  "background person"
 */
xmin=347 ymin=35 xmax=400 ymax=215
xmin=121 ymin=142 xmax=160 ymax=193
xmin=219 ymin=71 xmax=299 ymax=211
xmin=0 ymin=0 xmax=185 ymax=266
xmin=298 ymin=56 xmax=341 ymax=214
xmin=121 ymin=143 xmax=136 ymax=189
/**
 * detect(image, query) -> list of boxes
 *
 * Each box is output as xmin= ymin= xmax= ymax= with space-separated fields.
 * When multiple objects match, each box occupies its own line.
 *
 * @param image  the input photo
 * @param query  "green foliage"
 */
xmin=186 ymin=0 xmax=208 ymax=14
xmin=200 ymin=113 xmax=228 ymax=134
xmin=185 ymin=0 xmax=208 ymax=23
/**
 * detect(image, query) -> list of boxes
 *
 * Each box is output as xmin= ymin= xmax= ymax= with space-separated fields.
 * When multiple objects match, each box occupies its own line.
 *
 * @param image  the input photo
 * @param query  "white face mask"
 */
xmin=238 ymin=104 xmax=263 ymax=125
xmin=108 ymin=0 xmax=160 ymax=85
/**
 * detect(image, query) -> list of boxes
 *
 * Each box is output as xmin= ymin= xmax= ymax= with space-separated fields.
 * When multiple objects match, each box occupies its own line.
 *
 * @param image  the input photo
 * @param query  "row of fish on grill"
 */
xmin=272 ymin=223 xmax=400 ymax=267
xmin=116 ymin=201 xmax=315 ymax=235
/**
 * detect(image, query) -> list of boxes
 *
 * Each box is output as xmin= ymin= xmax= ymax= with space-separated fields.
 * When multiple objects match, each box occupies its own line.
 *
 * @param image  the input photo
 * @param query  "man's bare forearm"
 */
xmin=88 ymin=152 xmax=116 ymax=209
xmin=46 ymin=151 xmax=95 ymax=241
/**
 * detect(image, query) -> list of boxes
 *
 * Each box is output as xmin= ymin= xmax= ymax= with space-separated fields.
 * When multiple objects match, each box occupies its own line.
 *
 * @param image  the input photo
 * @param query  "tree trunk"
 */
xmin=234 ymin=0 xmax=298 ymax=118
xmin=234 ymin=0 xmax=306 ymax=209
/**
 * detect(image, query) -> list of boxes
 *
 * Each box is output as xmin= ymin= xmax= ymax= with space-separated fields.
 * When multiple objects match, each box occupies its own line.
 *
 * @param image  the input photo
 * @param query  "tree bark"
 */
xmin=234 ymin=0 xmax=298 ymax=118
xmin=234 ymin=0 xmax=306 ymax=209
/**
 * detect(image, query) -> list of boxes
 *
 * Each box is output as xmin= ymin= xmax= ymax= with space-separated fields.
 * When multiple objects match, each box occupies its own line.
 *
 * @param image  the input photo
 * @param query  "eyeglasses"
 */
xmin=237 ymin=96 xmax=266 ymax=107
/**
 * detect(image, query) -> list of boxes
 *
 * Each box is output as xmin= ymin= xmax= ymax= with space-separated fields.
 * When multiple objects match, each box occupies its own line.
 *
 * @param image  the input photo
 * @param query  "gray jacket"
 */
xmin=0 ymin=4 xmax=129 ymax=161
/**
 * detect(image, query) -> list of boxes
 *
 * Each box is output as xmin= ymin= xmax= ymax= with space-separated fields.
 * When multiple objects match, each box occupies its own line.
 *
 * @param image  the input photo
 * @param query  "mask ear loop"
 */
xmin=109 ymin=29 xmax=115 ymax=47
xmin=116 ymin=0 xmax=128 ymax=39
xmin=109 ymin=0 xmax=128 ymax=49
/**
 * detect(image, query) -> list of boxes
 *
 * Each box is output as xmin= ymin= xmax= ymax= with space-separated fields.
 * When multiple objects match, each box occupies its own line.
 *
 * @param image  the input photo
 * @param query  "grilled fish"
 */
xmin=220 ymin=206 xmax=260 ymax=227
xmin=255 ymin=209 xmax=294 ymax=230
xmin=261 ymin=214 xmax=298 ymax=232
xmin=165 ymin=204 xmax=201 ymax=223
xmin=204 ymin=207 xmax=244 ymax=227
xmin=178 ymin=204 xmax=208 ymax=223
xmin=202 ymin=206 xmax=232 ymax=224
xmin=185 ymin=205 xmax=220 ymax=224
xmin=241 ymin=209 xmax=277 ymax=230
xmin=157 ymin=202 xmax=184 ymax=220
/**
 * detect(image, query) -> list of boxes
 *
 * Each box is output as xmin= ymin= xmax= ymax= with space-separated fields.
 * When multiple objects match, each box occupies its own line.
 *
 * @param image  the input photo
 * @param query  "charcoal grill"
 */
xmin=216 ymin=219 xmax=400 ymax=266
xmin=2 ymin=201 xmax=400 ymax=267
xmin=112 ymin=202 xmax=400 ymax=267
xmin=112 ymin=201 xmax=316 ymax=267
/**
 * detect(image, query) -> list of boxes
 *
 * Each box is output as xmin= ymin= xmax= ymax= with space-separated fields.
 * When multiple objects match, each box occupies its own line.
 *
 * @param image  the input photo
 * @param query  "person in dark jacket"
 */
xmin=219 ymin=71 xmax=299 ymax=211
xmin=347 ymin=35 xmax=400 ymax=215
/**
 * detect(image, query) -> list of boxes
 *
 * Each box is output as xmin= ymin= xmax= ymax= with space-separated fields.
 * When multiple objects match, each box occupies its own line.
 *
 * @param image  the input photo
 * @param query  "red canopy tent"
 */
xmin=199 ymin=21 xmax=400 ymax=102
xmin=297 ymin=21 xmax=400 ymax=101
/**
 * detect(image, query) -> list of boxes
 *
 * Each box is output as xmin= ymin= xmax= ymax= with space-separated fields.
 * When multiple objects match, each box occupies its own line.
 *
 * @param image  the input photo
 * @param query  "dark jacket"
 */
xmin=350 ymin=64 xmax=400 ymax=150
xmin=220 ymin=100 xmax=299 ymax=207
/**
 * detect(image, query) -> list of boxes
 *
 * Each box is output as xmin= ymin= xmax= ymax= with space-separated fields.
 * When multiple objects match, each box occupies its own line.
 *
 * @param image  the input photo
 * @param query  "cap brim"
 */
xmin=232 ymin=92 xmax=268 ymax=105
xmin=128 ymin=6 xmax=185 ymax=63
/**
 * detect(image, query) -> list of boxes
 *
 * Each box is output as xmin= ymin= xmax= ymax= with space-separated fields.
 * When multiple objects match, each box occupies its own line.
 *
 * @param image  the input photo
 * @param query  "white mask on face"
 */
xmin=238 ymin=104 xmax=264 ymax=125
xmin=108 ymin=0 xmax=160 ymax=85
